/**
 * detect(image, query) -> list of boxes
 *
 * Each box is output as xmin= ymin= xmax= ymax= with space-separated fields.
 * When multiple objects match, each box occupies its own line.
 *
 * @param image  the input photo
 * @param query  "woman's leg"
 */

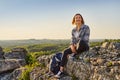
xmin=60 ymin=48 xmax=72 ymax=67
xmin=55 ymin=48 xmax=72 ymax=78
xmin=77 ymin=40 xmax=89 ymax=53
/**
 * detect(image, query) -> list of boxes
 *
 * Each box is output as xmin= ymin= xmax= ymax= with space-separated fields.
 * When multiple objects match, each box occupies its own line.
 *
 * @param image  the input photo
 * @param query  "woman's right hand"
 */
xmin=70 ymin=44 xmax=77 ymax=53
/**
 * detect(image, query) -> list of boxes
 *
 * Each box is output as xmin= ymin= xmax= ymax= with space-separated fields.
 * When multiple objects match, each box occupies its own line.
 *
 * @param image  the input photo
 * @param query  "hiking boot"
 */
xmin=54 ymin=71 xmax=63 ymax=78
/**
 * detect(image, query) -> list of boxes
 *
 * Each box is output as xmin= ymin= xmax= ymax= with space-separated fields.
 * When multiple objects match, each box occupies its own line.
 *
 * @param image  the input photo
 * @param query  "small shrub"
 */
xmin=19 ymin=62 xmax=41 ymax=80
xmin=106 ymin=61 xmax=113 ymax=67
xmin=19 ymin=66 xmax=33 ymax=80
xmin=25 ymin=53 xmax=37 ymax=65
xmin=90 ymin=42 xmax=102 ymax=47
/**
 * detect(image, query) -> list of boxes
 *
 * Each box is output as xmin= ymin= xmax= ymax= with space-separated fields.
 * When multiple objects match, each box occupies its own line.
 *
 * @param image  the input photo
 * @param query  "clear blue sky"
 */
xmin=0 ymin=0 xmax=120 ymax=40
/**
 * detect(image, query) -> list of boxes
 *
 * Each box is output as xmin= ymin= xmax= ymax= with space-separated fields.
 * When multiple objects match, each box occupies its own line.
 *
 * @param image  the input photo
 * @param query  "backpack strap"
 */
xmin=55 ymin=52 xmax=62 ymax=62
xmin=55 ymin=56 xmax=61 ymax=62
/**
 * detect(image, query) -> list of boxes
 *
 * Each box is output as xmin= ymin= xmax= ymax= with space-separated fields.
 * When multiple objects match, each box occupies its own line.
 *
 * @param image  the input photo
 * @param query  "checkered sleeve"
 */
xmin=83 ymin=26 xmax=90 ymax=43
xmin=70 ymin=29 xmax=77 ymax=45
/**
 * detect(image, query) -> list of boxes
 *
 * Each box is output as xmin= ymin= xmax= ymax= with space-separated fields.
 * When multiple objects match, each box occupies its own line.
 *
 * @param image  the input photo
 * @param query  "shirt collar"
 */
xmin=75 ymin=24 xmax=84 ymax=31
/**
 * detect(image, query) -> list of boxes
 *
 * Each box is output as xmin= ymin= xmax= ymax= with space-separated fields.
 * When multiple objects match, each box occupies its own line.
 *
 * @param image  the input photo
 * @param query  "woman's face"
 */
xmin=75 ymin=15 xmax=82 ymax=25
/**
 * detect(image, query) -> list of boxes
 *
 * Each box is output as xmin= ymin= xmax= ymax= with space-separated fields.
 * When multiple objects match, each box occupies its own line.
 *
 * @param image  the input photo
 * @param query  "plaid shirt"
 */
xmin=70 ymin=24 xmax=90 ymax=45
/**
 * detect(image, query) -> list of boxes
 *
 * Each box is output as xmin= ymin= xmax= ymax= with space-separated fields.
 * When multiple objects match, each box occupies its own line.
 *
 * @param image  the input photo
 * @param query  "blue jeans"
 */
xmin=60 ymin=40 xmax=89 ymax=67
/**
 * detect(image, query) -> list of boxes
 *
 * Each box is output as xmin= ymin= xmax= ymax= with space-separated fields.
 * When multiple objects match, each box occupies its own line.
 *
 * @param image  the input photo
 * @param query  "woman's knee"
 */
xmin=77 ymin=40 xmax=89 ymax=53
xmin=64 ymin=48 xmax=72 ymax=54
xmin=63 ymin=49 xmax=69 ymax=56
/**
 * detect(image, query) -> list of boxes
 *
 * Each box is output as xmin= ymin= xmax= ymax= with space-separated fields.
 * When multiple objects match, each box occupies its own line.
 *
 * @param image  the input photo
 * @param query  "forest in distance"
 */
xmin=0 ymin=39 xmax=104 ymax=47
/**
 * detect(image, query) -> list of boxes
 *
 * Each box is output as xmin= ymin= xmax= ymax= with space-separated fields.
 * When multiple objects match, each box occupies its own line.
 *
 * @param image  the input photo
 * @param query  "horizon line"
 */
xmin=0 ymin=38 xmax=119 ymax=41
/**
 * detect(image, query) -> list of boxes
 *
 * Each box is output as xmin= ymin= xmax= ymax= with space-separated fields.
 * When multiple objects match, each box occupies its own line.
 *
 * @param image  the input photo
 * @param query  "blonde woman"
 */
xmin=55 ymin=13 xmax=90 ymax=78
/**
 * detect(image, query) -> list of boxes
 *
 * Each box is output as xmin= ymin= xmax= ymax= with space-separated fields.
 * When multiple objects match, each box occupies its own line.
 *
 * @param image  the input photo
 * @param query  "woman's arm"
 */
xmin=70 ymin=44 xmax=77 ymax=53
xmin=70 ymin=29 xmax=77 ymax=45
xmin=83 ymin=26 xmax=90 ymax=43
xmin=70 ymin=29 xmax=77 ymax=53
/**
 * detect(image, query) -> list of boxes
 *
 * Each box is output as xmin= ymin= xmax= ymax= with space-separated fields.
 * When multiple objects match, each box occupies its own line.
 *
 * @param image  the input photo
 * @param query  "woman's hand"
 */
xmin=70 ymin=44 xmax=77 ymax=53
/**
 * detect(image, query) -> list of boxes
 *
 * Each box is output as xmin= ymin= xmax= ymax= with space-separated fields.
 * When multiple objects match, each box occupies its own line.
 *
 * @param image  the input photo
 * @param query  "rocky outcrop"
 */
xmin=66 ymin=58 xmax=91 ymax=80
xmin=0 ymin=47 xmax=27 ymax=80
xmin=0 ymin=42 xmax=120 ymax=80
xmin=0 ymin=59 xmax=26 ymax=73
xmin=30 ymin=67 xmax=47 ymax=80
xmin=66 ymin=54 xmax=120 ymax=80
xmin=32 ymin=42 xmax=120 ymax=80
xmin=101 ymin=41 xmax=120 ymax=49
xmin=0 ymin=67 xmax=27 ymax=80
xmin=30 ymin=66 xmax=72 ymax=80
xmin=4 ymin=48 xmax=27 ymax=59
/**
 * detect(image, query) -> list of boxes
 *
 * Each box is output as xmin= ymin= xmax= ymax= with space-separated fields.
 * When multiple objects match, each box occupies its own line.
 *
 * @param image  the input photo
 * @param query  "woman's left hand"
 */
xmin=70 ymin=44 xmax=77 ymax=53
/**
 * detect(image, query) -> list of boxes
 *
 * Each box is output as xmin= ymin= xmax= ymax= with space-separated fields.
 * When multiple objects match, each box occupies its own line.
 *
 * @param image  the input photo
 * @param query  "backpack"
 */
xmin=49 ymin=52 xmax=62 ymax=74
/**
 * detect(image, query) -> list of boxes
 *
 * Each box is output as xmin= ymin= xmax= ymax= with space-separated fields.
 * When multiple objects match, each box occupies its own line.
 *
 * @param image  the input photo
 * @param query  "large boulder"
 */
xmin=101 ymin=42 xmax=120 ymax=50
xmin=0 ymin=67 xmax=27 ymax=80
xmin=66 ymin=59 xmax=91 ymax=80
xmin=0 ymin=47 xmax=27 ymax=80
xmin=35 ymin=48 xmax=120 ymax=80
xmin=4 ymin=48 xmax=27 ymax=59
xmin=66 ymin=58 xmax=120 ymax=80
xmin=0 ymin=59 xmax=26 ymax=74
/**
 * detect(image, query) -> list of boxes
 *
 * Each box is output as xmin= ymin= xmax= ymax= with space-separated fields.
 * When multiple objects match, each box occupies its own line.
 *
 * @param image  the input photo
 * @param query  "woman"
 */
xmin=55 ymin=13 xmax=90 ymax=78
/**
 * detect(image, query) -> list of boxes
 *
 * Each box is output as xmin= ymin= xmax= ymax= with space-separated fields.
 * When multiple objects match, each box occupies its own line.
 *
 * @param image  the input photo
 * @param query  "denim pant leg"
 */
xmin=60 ymin=48 xmax=72 ymax=67
xmin=77 ymin=40 xmax=89 ymax=54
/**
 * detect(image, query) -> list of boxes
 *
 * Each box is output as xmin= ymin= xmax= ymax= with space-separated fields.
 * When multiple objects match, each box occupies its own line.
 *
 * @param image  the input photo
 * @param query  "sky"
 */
xmin=0 ymin=0 xmax=120 ymax=40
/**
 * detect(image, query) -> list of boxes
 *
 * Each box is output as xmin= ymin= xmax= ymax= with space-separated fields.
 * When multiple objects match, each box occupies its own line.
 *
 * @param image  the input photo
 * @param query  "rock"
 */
xmin=0 ymin=47 xmax=27 ymax=80
xmin=91 ymin=46 xmax=101 ymax=52
xmin=101 ymin=42 xmax=120 ymax=50
xmin=0 ymin=67 xmax=27 ymax=80
xmin=66 ymin=59 xmax=91 ymax=80
xmin=2 ymin=41 xmax=120 ymax=80
xmin=114 ymin=42 xmax=120 ymax=49
xmin=97 ymin=58 xmax=106 ymax=65
xmin=92 ymin=66 xmax=120 ymax=80
xmin=37 ymin=54 xmax=54 ymax=67
xmin=30 ymin=66 xmax=72 ymax=80
xmin=101 ymin=42 xmax=109 ymax=48
xmin=108 ymin=42 xmax=115 ymax=49
xmin=4 ymin=48 xmax=27 ymax=59
xmin=0 ymin=46 xmax=4 ymax=59
xmin=90 ymin=58 xmax=106 ymax=66
xmin=8 ymin=67 xmax=27 ymax=80
xmin=0 ymin=59 xmax=26 ymax=74
xmin=31 ymin=54 xmax=72 ymax=80
xmin=34 ymin=45 xmax=120 ymax=80
xmin=60 ymin=76 xmax=72 ymax=80
xmin=108 ymin=42 xmax=120 ymax=50
xmin=0 ymin=73 xmax=11 ymax=80
xmin=30 ymin=67 xmax=48 ymax=80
